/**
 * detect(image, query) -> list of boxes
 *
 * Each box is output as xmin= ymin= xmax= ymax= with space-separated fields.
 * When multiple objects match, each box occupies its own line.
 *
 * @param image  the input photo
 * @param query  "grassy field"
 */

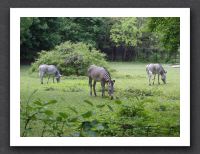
xmin=20 ymin=62 xmax=180 ymax=137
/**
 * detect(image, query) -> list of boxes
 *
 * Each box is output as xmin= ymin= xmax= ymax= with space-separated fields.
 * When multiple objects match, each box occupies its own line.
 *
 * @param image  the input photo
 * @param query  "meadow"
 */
xmin=20 ymin=62 xmax=180 ymax=137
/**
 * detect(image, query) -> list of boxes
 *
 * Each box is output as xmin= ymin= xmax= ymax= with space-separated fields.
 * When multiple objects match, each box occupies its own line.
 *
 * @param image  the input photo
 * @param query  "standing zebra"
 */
xmin=39 ymin=64 xmax=62 ymax=84
xmin=87 ymin=65 xmax=115 ymax=99
xmin=146 ymin=63 xmax=167 ymax=85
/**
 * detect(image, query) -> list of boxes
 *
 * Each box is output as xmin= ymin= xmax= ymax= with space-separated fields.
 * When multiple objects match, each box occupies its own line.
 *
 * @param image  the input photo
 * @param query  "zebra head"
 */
xmin=108 ymin=80 xmax=115 ymax=99
xmin=55 ymin=71 xmax=62 ymax=83
xmin=161 ymin=70 xmax=167 ymax=84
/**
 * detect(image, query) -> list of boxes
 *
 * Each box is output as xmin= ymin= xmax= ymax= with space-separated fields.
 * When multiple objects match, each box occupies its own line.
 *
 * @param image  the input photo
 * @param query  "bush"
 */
xmin=119 ymin=101 xmax=146 ymax=118
xmin=31 ymin=41 xmax=108 ymax=75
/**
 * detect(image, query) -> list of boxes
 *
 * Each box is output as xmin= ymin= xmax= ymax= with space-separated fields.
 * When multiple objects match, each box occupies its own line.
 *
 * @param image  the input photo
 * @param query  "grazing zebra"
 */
xmin=39 ymin=64 xmax=62 ymax=84
xmin=87 ymin=65 xmax=115 ymax=99
xmin=146 ymin=63 xmax=167 ymax=85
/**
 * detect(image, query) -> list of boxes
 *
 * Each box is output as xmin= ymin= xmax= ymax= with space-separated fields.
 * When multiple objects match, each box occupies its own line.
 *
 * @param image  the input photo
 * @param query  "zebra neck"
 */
xmin=104 ymin=72 xmax=111 ymax=82
xmin=55 ymin=71 xmax=59 ymax=76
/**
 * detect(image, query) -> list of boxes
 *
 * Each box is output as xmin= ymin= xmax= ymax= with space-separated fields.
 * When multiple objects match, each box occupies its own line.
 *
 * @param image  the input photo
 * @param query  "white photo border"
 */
xmin=10 ymin=8 xmax=190 ymax=146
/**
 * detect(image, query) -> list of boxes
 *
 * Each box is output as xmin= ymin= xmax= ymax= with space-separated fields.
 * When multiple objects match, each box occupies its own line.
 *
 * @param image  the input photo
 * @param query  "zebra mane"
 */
xmin=103 ymin=67 xmax=111 ymax=78
xmin=159 ymin=65 xmax=166 ymax=75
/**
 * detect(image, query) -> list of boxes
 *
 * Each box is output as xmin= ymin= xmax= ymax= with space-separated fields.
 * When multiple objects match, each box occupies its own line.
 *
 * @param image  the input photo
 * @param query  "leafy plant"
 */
xmin=21 ymin=87 xmax=179 ymax=137
xmin=31 ymin=41 xmax=108 ymax=76
xmin=21 ymin=89 xmax=57 ymax=137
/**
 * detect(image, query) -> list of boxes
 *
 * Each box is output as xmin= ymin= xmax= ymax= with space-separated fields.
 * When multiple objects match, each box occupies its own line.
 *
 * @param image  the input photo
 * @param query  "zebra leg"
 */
xmin=41 ymin=76 xmax=43 ymax=84
xmin=148 ymin=72 xmax=152 ymax=86
xmin=93 ymin=81 xmax=97 ymax=96
xmin=89 ymin=77 xmax=92 ymax=96
xmin=39 ymin=72 xmax=44 ymax=84
xmin=47 ymin=75 xmax=50 ymax=84
xmin=101 ymin=81 xmax=105 ymax=97
xmin=153 ymin=74 xmax=156 ymax=85
xmin=39 ymin=73 xmax=43 ymax=84
xmin=158 ymin=74 xmax=160 ymax=84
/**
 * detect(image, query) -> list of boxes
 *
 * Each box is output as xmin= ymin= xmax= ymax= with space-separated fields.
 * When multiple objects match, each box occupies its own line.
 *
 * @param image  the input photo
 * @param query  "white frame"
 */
xmin=10 ymin=8 xmax=190 ymax=146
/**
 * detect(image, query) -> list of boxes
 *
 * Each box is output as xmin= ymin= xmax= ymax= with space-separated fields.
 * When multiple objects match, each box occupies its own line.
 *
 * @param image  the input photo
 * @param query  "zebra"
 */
xmin=87 ymin=65 xmax=115 ymax=100
xmin=146 ymin=63 xmax=167 ymax=85
xmin=39 ymin=64 xmax=62 ymax=84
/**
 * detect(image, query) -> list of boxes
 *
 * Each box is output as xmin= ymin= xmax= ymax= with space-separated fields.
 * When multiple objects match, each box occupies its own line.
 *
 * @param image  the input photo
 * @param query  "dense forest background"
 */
xmin=20 ymin=17 xmax=180 ymax=64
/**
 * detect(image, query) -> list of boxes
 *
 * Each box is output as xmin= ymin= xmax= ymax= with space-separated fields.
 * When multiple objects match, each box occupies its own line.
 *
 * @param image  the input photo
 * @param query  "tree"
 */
xmin=110 ymin=18 xmax=141 ymax=61
xmin=20 ymin=17 xmax=34 ymax=62
xmin=20 ymin=17 xmax=65 ymax=63
xmin=20 ymin=17 xmax=113 ymax=63
xmin=147 ymin=17 xmax=180 ymax=61
xmin=20 ymin=18 xmax=33 ymax=45
xmin=20 ymin=17 xmax=180 ymax=63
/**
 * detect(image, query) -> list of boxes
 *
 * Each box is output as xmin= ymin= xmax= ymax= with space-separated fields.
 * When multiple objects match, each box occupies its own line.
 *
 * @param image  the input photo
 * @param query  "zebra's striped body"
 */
xmin=146 ymin=63 xmax=167 ymax=85
xmin=39 ymin=64 xmax=62 ymax=84
xmin=87 ymin=65 xmax=115 ymax=99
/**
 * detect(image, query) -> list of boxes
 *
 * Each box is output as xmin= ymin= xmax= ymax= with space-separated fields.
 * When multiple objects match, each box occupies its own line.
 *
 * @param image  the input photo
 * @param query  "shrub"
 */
xmin=119 ymin=102 xmax=146 ymax=118
xmin=31 ymin=41 xmax=108 ymax=75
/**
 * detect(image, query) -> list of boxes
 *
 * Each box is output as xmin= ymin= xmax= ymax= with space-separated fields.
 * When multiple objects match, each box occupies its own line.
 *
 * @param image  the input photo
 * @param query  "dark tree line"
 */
xmin=20 ymin=17 xmax=180 ymax=64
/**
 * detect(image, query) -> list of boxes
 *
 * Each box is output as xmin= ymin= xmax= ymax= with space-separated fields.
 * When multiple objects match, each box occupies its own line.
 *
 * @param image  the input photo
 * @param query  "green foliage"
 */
xmin=21 ymin=90 xmax=114 ymax=137
xmin=20 ymin=17 xmax=33 ymax=45
xmin=110 ymin=17 xmax=142 ymax=60
xmin=21 ymin=17 xmax=180 ymax=63
xmin=20 ymin=17 xmax=65 ymax=62
xmin=84 ymin=100 xmax=94 ymax=106
xmin=110 ymin=17 xmax=140 ymax=46
xmin=60 ymin=17 xmax=111 ymax=48
xmin=99 ymin=97 xmax=179 ymax=137
xmin=81 ymin=111 xmax=93 ymax=118
xmin=114 ymin=100 xmax=122 ymax=105
xmin=119 ymin=102 xmax=145 ymax=118
xmin=67 ymin=106 xmax=78 ymax=114
xmin=20 ymin=17 xmax=113 ymax=63
xmin=148 ymin=17 xmax=180 ymax=55
xmin=31 ymin=41 xmax=108 ymax=75
xmin=21 ymin=90 xmax=58 ymax=137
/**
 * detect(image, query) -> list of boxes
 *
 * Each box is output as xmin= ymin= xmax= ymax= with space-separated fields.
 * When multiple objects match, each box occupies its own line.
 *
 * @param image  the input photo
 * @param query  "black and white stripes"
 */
xmin=88 ymin=65 xmax=115 ymax=99
xmin=103 ymin=71 xmax=111 ymax=82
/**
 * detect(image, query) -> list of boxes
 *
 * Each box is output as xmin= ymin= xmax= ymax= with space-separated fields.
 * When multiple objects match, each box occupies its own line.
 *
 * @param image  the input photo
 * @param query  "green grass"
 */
xmin=20 ymin=62 xmax=180 ymax=137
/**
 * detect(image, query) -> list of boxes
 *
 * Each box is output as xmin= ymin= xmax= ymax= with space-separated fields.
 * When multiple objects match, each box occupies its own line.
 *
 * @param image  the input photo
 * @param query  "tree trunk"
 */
xmin=132 ymin=47 xmax=136 ymax=61
xmin=134 ymin=47 xmax=137 ymax=61
xmin=174 ymin=53 xmax=177 ymax=63
xmin=123 ymin=46 xmax=127 ymax=61
xmin=112 ymin=46 xmax=116 ymax=61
